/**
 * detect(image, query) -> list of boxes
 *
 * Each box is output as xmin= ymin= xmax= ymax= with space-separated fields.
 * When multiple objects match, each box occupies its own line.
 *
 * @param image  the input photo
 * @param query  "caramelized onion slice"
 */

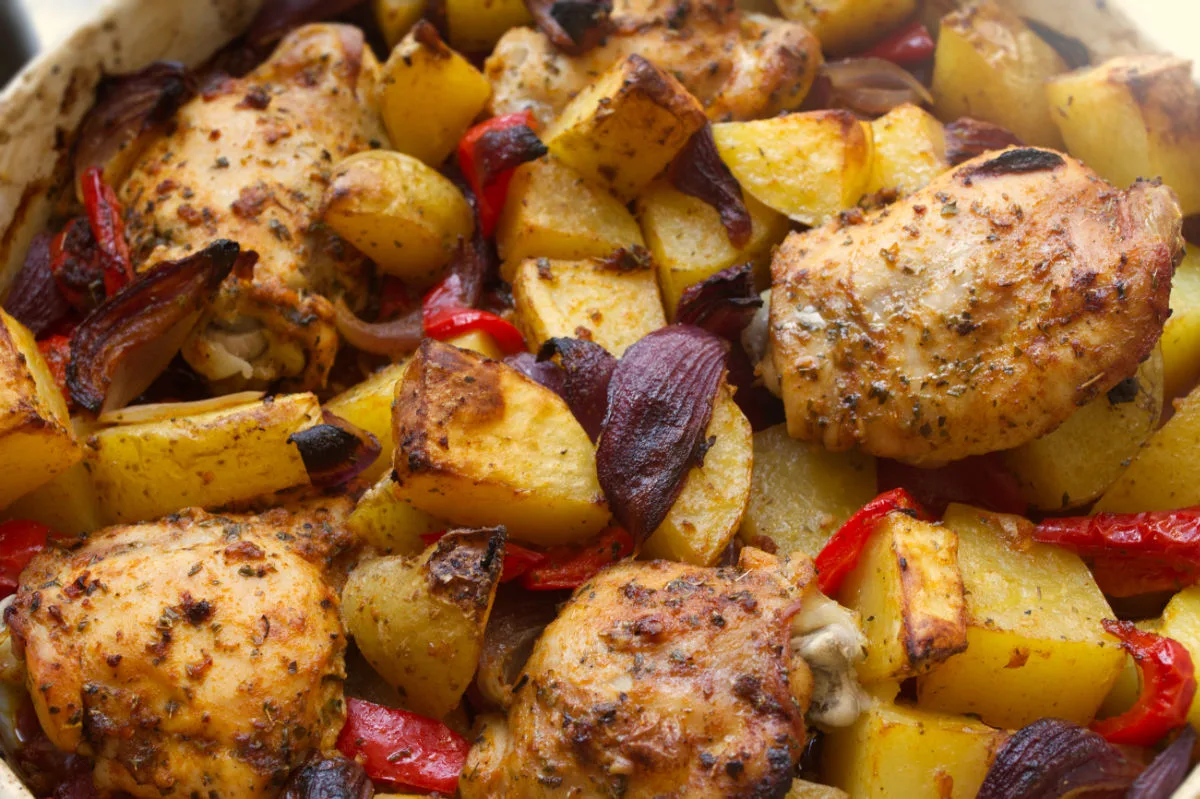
xmin=822 ymin=57 xmax=934 ymax=118
xmin=1128 ymin=726 xmax=1196 ymax=799
xmin=280 ymin=751 xmax=373 ymax=799
xmin=289 ymin=411 xmax=381 ymax=488
xmin=245 ymin=0 xmax=367 ymax=46
xmin=674 ymin=263 xmax=761 ymax=340
xmin=67 ymin=240 xmax=249 ymax=415
xmin=669 ymin=126 xmax=752 ymax=249
xmin=537 ymin=337 xmax=617 ymax=442
xmin=504 ymin=352 xmax=567 ymax=397
xmin=333 ymin=300 xmax=422 ymax=360
xmin=596 ymin=326 xmax=727 ymax=540
xmin=475 ymin=126 xmax=548 ymax=187
xmin=944 ymin=118 xmax=1025 ymax=166
xmin=98 ymin=391 xmax=265 ymax=426
xmin=3 ymin=233 xmax=70 ymax=337
xmin=526 ymin=0 xmax=613 ymax=55
xmin=976 ymin=718 xmax=1142 ymax=799
xmin=476 ymin=587 xmax=561 ymax=709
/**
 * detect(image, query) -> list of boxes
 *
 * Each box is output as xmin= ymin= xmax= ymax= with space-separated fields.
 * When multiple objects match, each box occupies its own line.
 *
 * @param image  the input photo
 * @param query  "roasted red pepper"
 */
xmin=862 ymin=20 xmax=936 ymax=65
xmin=79 ymin=166 xmax=134 ymax=297
xmin=423 ymin=305 xmax=526 ymax=355
xmin=420 ymin=531 xmax=546 ymax=582
xmin=37 ymin=334 xmax=73 ymax=401
xmin=814 ymin=488 xmax=927 ymax=595
xmin=1091 ymin=620 xmax=1196 ymax=746
xmin=521 ymin=527 xmax=634 ymax=590
xmin=49 ymin=218 xmax=106 ymax=313
xmin=456 ymin=111 xmax=546 ymax=237
xmin=336 ymin=697 xmax=469 ymax=794
xmin=0 ymin=520 xmax=53 ymax=598
xmin=377 ymin=276 xmax=418 ymax=322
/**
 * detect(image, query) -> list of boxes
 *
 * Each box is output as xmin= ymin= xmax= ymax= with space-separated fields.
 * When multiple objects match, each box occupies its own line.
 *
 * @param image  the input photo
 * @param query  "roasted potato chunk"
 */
xmin=838 ymin=514 xmax=967 ymax=684
xmin=739 ymin=425 xmax=877 ymax=558
xmin=1156 ymin=587 xmax=1200 ymax=733
xmin=712 ymin=111 xmax=874 ymax=226
xmin=4 ymin=461 xmax=103 ymax=536
xmin=1162 ymin=247 xmax=1200 ymax=401
xmin=774 ymin=0 xmax=915 ymax=55
xmin=86 ymin=393 xmax=321 ymax=524
xmin=392 ymin=341 xmax=609 ymax=545
xmin=1002 ymin=349 xmax=1164 ymax=511
xmin=323 ymin=150 xmax=474 ymax=285
xmin=379 ymin=23 xmax=492 ymax=167
xmin=374 ymin=0 xmax=426 ymax=46
xmin=327 ymin=361 xmax=412 ymax=484
xmin=916 ymin=505 xmax=1124 ymax=729
xmin=346 ymin=474 xmax=442 ymax=555
xmin=342 ymin=527 xmax=503 ymax=718
xmin=786 ymin=781 xmax=848 ymax=799
xmin=643 ymin=387 xmax=753 ymax=565
xmin=0 ymin=310 xmax=80 ymax=509
xmin=931 ymin=2 xmax=1066 ymax=149
xmin=445 ymin=0 xmax=533 ymax=53
xmin=1046 ymin=55 xmax=1200 ymax=216
xmin=496 ymin=157 xmax=645 ymax=280
xmin=636 ymin=180 xmax=789 ymax=318
xmin=511 ymin=255 xmax=666 ymax=356
xmin=864 ymin=104 xmax=948 ymax=198
xmin=542 ymin=54 xmax=707 ymax=201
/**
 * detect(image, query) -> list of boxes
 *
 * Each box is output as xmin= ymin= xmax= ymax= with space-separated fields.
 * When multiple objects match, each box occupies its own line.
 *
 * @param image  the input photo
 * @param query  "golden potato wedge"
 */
xmin=1047 ymin=55 xmax=1200 ymax=216
xmin=86 ymin=393 xmax=321 ymax=524
xmin=1162 ymin=247 xmax=1200 ymax=401
xmin=445 ymin=0 xmax=532 ymax=53
xmin=496 ymin=157 xmax=645 ymax=280
xmin=916 ymin=505 xmax=1124 ymax=729
xmin=839 ymin=513 xmax=967 ymax=684
xmin=1156 ymin=587 xmax=1200 ymax=733
xmin=931 ymin=2 xmax=1067 ymax=149
xmin=342 ymin=527 xmax=504 ymax=718
xmin=642 ymin=387 xmax=753 ymax=565
xmin=326 ymin=360 xmax=412 ymax=484
xmin=393 ymin=340 xmax=609 ymax=545
xmin=636 ymin=179 xmax=789 ymax=318
xmin=864 ymin=104 xmax=949 ymax=198
xmin=323 ymin=150 xmax=474 ymax=285
xmin=346 ymin=473 xmax=443 ymax=555
xmin=1002 ymin=349 xmax=1164 ymax=511
xmin=0 ymin=310 xmax=80 ymax=510
xmin=511 ymin=254 xmax=666 ymax=356
xmin=4 ymin=461 xmax=102 ymax=536
xmin=379 ymin=23 xmax=492 ymax=167
xmin=543 ymin=55 xmax=707 ymax=201
xmin=712 ymin=111 xmax=874 ymax=226
xmin=739 ymin=424 xmax=877 ymax=558
xmin=823 ymin=697 xmax=1007 ymax=799
xmin=374 ymin=0 xmax=426 ymax=47
xmin=774 ymin=0 xmax=915 ymax=55
xmin=785 ymin=781 xmax=848 ymax=799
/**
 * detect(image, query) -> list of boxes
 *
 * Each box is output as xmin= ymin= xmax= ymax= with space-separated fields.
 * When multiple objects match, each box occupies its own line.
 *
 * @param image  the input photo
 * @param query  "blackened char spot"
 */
xmin=964 ymin=148 xmax=1065 ymax=180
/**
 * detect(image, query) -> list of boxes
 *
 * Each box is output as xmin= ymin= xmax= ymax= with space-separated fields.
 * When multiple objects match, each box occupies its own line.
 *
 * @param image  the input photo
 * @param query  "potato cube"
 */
xmin=636 ymin=180 xmax=789 ymax=318
xmin=1162 ymin=248 xmax=1200 ymax=401
xmin=916 ymin=505 xmax=1124 ymax=728
xmin=712 ymin=111 xmax=874 ymax=226
xmin=932 ymin=2 xmax=1066 ymax=149
xmin=865 ymin=104 xmax=948 ymax=198
xmin=774 ymin=0 xmax=915 ymax=55
xmin=823 ymin=698 xmax=1007 ymax=799
xmin=374 ymin=0 xmax=426 ymax=47
xmin=643 ymin=388 xmax=753 ymax=565
xmin=346 ymin=473 xmax=443 ymax=555
xmin=496 ymin=157 xmax=645 ymax=280
xmin=323 ymin=150 xmax=474 ymax=285
xmin=86 ymin=393 xmax=322 ymax=524
xmin=445 ymin=0 xmax=532 ymax=53
xmin=511 ymin=255 xmax=665 ymax=356
xmin=379 ymin=23 xmax=492 ymax=167
xmin=392 ymin=341 xmax=609 ymax=545
xmin=839 ymin=514 xmax=967 ymax=684
xmin=739 ymin=424 xmax=877 ymax=558
xmin=4 ymin=461 xmax=103 ymax=536
xmin=1046 ymin=56 xmax=1200 ymax=215
xmin=785 ymin=781 xmax=848 ymax=799
xmin=0 ymin=310 xmax=80 ymax=509
xmin=1003 ymin=349 xmax=1163 ymax=511
xmin=1156 ymin=587 xmax=1200 ymax=733
xmin=543 ymin=55 xmax=707 ymax=201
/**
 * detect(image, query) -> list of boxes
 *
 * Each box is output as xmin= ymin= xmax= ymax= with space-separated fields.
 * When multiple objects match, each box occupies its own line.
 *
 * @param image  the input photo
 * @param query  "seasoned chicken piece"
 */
xmin=485 ymin=0 xmax=821 ymax=125
xmin=461 ymin=549 xmax=847 ymax=798
xmin=767 ymin=148 xmax=1182 ymax=465
xmin=5 ymin=501 xmax=356 ymax=798
xmin=120 ymin=25 xmax=386 ymax=391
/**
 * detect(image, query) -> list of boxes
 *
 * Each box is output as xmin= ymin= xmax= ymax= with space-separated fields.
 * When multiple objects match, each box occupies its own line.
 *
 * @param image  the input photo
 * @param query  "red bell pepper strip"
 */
xmin=521 ymin=527 xmax=635 ymax=590
xmin=456 ymin=110 xmax=543 ymax=238
xmin=862 ymin=20 xmax=936 ymax=65
xmin=0 ymin=520 xmax=54 ymax=598
xmin=79 ymin=166 xmax=134 ymax=297
xmin=336 ymin=697 xmax=469 ymax=794
xmin=1089 ymin=557 xmax=1199 ymax=599
xmin=1091 ymin=620 xmax=1196 ymax=747
xmin=814 ymin=488 xmax=927 ymax=595
xmin=37 ymin=334 xmax=73 ymax=402
xmin=420 ymin=531 xmax=546 ymax=582
xmin=423 ymin=305 xmax=527 ymax=355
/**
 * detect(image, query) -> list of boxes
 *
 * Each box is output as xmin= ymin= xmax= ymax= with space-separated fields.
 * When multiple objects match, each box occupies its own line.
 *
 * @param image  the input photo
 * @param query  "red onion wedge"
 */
xmin=333 ymin=300 xmax=423 ymax=360
xmin=473 ymin=125 xmax=548 ymax=187
xmin=944 ymin=118 xmax=1024 ymax=166
xmin=280 ymin=751 xmax=373 ymax=799
xmin=674 ymin=263 xmax=761 ymax=340
xmin=504 ymin=352 xmax=567 ymax=397
xmin=976 ymin=718 xmax=1142 ymax=799
xmin=476 ymin=587 xmax=561 ymax=709
xmin=821 ymin=57 xmax=934 ymax=118
xmin=289 ymin=411 xmax=381 ymax=488
xmin=668 ymin=126 xmax=752 ymax=249
xmin=1128 ymin=726 xmax=1196 ymax=799
xmin=526 ymin=0 xmax=613 ymax=55
xmin=3 ymin=232 xmax=71 ymax=337
xmin=596 ymin=326 xmax=727 ymax=541
xmin=67 ymin=240 xmax=251 ymax=415
xmin=245 ymin=0 xmax=367 ymax=47
xmin=537 ymin=337 xmax=617 ymax=442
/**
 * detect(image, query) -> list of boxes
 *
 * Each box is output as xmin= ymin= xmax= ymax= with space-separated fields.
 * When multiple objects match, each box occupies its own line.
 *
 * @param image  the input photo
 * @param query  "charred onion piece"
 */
xmin=245 ymin=0 xmax=368 ymax=46
xmin=504 ymin=352 xmax=567 ymax=397
xmin=3 ymin=233 xmax=70 ymax=337
xmin=537 ymin=337 xmax=617 ymax=442
xmin=476 ymin=588 xmax=561 ymax=709
xmin=976 ymin=718 xmax=1142 ymax=799
xmin=289 ymin=411 xmax=381 ymax=488
xmin=668 ymin=126 xmax=752 ymax=249
xmin=280 ymin=752 xmax=373 ymax=799
xmin=822 ymin=57 xmax=934 ymax=118
xmin=475 ymin=126 xmax=548 ymax=187
xmin=596 ymin=326 xmax=727 ymax=540
xmin=67 ymin=240 xmax=249 ymax=414
xmin=74 ymin=61 xmax=194 ymax=189
xmin=1023 ymin=18 xmax=1090 ymax=69
xmin=526 ymin=0 xmax=613 ymax=55
xmin=944 ymin=118 xmax=1024 ymax=166
xmin=1128 ymin=726 xmax=1196 ymax=799
xmin=674 ymin=263 xmax=761 ymax=339
xmin=333 ymin=300 xmax=423 ymax=360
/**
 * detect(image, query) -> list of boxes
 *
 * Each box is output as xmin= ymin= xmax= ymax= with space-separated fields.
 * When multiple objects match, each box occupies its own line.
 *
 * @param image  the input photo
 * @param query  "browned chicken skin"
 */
xmin=767 ymin=148 xmax=1183 ymax=465
xmin=120 ymin=25 xmax=386 ymax=391
xmin=6 ymin=502 xmax=356 ymax=798
xmin=485 ymin=0 xmax=821 ymax=125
